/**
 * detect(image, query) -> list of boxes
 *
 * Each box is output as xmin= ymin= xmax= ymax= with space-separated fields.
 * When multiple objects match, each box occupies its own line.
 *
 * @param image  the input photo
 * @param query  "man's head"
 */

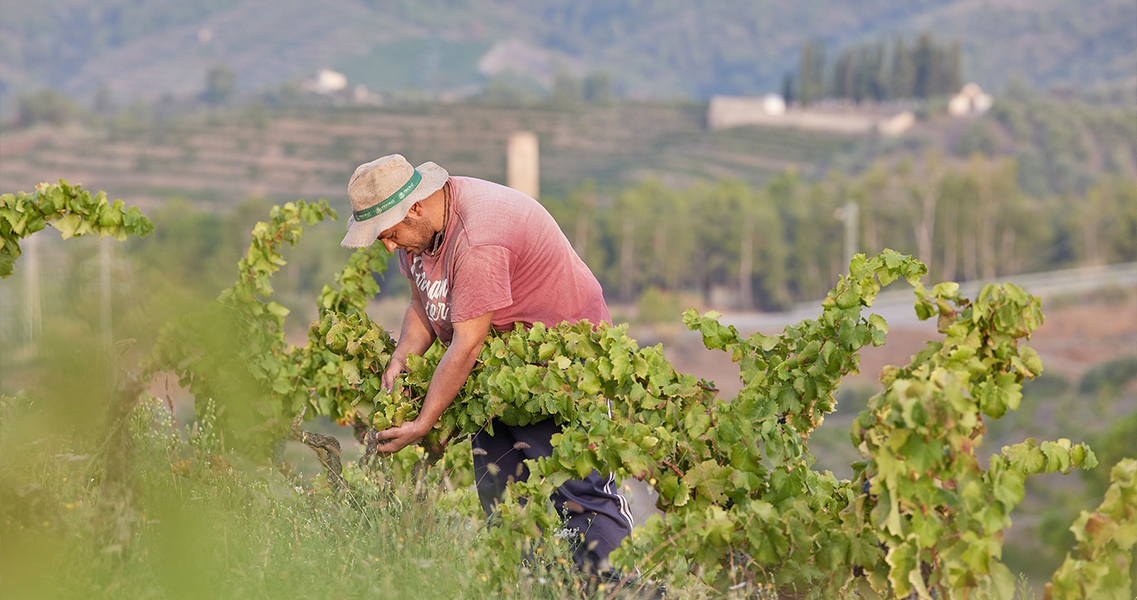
xmin=341 ymin=154 xmax=448 ymax=248
xmin=375 ymin=201 xmax=437 ymax=255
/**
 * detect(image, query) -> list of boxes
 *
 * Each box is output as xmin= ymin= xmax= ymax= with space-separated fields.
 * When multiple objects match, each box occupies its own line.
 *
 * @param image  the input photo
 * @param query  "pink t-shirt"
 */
xmin=398 ymin=176 xmax=610 ymax=345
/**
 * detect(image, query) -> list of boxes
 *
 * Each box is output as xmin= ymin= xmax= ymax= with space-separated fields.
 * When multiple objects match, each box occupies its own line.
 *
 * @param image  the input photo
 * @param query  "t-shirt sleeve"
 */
xmin=450 ymin=244 xmax=514 ymax=323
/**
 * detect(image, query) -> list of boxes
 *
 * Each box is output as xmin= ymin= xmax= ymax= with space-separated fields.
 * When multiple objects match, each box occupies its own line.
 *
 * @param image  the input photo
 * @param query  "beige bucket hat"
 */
xmin=340 ymin=154 xmax=449 ymax=248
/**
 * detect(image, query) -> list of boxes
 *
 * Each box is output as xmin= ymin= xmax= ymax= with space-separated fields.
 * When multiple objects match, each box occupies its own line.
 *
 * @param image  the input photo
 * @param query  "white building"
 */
xmin=948 ymin=83 xmax=993 ymax=116
xmin=707 ymin=95 xmax=914 ymax=136
xmin=761 ymin=93 xmax=786 ymax=116
xmin=707 ymin=95 xmax=786 ymax=129
xmin=312 ymin=69 xmax=348 ymax=94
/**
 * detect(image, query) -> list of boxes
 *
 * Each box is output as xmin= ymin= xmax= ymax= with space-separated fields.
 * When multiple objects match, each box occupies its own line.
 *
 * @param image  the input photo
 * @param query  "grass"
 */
xmin=5 ymin=385 xmax=1080 ymax=600
xmin=0 ymin=394 xmax=619 ymax=599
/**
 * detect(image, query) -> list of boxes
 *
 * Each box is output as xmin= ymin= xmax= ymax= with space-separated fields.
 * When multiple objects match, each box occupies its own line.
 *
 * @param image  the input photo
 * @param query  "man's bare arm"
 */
xmin=374 ymin=311 xmax=494 ymax=453
xmin=382 ymin=283 xmax=436 ymax=390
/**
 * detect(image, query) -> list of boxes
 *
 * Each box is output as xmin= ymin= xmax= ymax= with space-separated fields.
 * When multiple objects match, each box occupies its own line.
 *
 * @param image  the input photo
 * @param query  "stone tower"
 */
xmin=507 ymin=131 xmax=540 ymax=200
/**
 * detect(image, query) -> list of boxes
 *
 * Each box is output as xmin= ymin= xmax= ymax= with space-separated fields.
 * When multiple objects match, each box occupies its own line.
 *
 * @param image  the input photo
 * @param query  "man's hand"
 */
xmin=381 ymin=356 xmax=406 ymax=391
xmin=372 ymin=418 xmax=430 ymax=454
xmin=373 ymin=311 xmax=494 ymax=455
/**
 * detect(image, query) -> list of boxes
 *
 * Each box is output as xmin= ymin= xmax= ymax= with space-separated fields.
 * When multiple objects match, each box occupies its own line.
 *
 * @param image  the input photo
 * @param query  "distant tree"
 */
xmin=799 ymin=32 xmax=960 ymax=104
xmin=889 ymin=35 xmax=915 ymax=99
xmin=953 ymin=121 xmax=998 ymax=158
xmin=204 ymin=63 xmax=237 ymax=105
xmin=832 ymin=48 xmax=854 ymax=100
xmin=798 ymin=41 xmax=826 ymax=105
xmin=781 ymin=72 xmax=795 ymax=105
xmin=906 ymin=153 xmax=945 ymax=272
xmin=946 ymin=41 xmax=963 ymax=94
xmin=17 ymin=89 xmax=80 ymax=127
xmin=811 ymin=42 xmax=826 ymax=104
xmin=261 ymin=78 xmax=305 ymax=109
xmin=853 ymin=45 xmax=872 ymax=103
xmin=727 ymin=182 xmax=788 ymax=310
xmin=868 ymin=40 xmax=887 ymax=101
xmin=584 ymin=71 xmax=615 ymax=104
xmin=798 ymin=42 xmax=812 ymax=105
xmin=560 ymin=181 xmax=599 ymax=263
xmin=479 ymin=74 xmax=540 ymax=105
xmin=92 ymin=83 xmax=115 ymax=115
xmin=550 ymin=70 xmax=584 ymax=107
xmin=1079 ymin=176 xmax=1137 ymax=265
xmin=655 ymin=188 xmax=696 ymax=294
xmin=913 ymin=32 xmax=935 ymax=98
xmin=611 ymin=182 xmax=653 ymax=302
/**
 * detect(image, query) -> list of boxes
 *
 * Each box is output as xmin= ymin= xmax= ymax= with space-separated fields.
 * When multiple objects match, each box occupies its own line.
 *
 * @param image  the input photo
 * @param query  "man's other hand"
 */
xmin=372 ymin=419 xmax=429 ymax=454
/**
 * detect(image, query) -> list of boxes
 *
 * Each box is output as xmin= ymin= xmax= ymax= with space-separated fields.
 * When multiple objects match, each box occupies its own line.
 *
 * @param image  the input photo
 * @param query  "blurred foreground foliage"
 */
xmin=0 ymin=393 xmax=595 ymax=599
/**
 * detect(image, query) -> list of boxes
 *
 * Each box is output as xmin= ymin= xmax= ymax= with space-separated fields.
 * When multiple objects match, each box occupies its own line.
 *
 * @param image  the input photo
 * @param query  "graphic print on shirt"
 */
xmin=411 ymin=255 xmax=451 ymax=337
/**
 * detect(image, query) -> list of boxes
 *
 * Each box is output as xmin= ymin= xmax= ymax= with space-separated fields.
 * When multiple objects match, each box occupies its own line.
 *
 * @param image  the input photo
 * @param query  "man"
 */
xmin=340 ymin=154 xmax=633 ymax=575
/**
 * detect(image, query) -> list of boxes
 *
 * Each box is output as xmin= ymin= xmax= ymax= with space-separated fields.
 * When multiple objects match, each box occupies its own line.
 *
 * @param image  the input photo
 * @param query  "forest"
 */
xmin=545 ymin=158 xmax=1136 ymax=310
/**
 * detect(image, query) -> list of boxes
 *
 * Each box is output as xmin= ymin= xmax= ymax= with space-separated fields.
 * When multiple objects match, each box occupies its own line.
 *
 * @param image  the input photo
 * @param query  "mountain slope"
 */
xmin=1 ymin=0 xmax=1133 ymax=109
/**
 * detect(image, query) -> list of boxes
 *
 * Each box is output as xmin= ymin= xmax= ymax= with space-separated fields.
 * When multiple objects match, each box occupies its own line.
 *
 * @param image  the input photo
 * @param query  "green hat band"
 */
xmin=353 ymin=169 xmax=422 ymax=222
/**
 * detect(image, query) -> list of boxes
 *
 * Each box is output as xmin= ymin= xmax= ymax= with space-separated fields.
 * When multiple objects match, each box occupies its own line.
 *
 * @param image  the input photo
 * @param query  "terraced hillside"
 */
xmin=0 ymin=102 xmax=861 ymax=208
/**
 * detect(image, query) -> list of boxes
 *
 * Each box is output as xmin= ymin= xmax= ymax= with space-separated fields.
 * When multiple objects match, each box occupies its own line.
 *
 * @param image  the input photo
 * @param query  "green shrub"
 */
xmin=1078 ymin=355 xmax=1137 ymax=395
xmin=1022 ymin=371 xmax=1070 ymax=400
xmin=635 ymin=286 xmax=683 ymax=324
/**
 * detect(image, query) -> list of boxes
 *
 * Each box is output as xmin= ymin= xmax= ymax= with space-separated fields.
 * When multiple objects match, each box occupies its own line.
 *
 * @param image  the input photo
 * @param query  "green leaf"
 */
xmin=868 ymin=314 xmax=889 ymax=347
xmin=578 ymin=363 xmax=602 ymax=395
xmin=573 ymin=452 xmax=595 ymax=478
xmin=52 ymin=213 xmax=82 ymax=239
xmin=658 ymin=475 xmax=690 ymax=507
xmin=698 ymin=316 xmax=738 ymax=350
xmin=885 ymin=543 xmax=918 ymax=597
xmin=341 ymin=360 xmax=362 ymax=385
xmin=900 ymin=436 xmax=942 ymax=474
xmin=684 ymin=410 xmax=711 ymax=439
xmin=1019 ymin=346 xmax=1043 ymax=377
xmin=835 ymin=285 xmax=859 ymax=309
xmin=682 ymin=460 xmax=731 ymax=504
xmin=747 ymin=332 xmax=779 ymax=352
xmin=1006 ymin=439 xmax=1046 ymax=474
xmin=267 ymin=302 xmax=291 ymax=317
xmin=932 ymin=281 xmax=959 ymax=298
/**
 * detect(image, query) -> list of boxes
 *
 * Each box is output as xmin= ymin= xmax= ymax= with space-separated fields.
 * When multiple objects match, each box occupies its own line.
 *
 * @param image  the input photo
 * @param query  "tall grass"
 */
xmin=0 ymin=393 xmax=614 ymax=599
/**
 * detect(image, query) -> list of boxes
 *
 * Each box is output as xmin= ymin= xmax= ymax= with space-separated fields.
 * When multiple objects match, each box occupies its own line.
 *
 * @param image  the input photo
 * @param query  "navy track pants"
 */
xmin=471 ymin=417 xmax=634 ymax=573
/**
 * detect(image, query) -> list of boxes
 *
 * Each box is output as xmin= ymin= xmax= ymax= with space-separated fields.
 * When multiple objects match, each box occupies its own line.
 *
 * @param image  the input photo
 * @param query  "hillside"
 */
xmin=1 ymin=0 xmax=1133 ymax=113
xmin=3 ymin=89 xmax=1133 ymax=212
xmin=0 ymin=101 xmax=866 ymax=207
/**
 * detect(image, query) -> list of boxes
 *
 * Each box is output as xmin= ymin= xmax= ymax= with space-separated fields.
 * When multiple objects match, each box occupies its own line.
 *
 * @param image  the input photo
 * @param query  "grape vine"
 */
xmin=0 ymin=180 xmax=153 ymax=278
xmin=146 ymin=199 xmax=389 ymax=466
xmin=142 ymin=199 xmax=1130 ymax=599
xmin=1044 ymin=458 xmax=1136 ymax=600
xmin=313 ymin=251 xmax=1115 ymax=598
